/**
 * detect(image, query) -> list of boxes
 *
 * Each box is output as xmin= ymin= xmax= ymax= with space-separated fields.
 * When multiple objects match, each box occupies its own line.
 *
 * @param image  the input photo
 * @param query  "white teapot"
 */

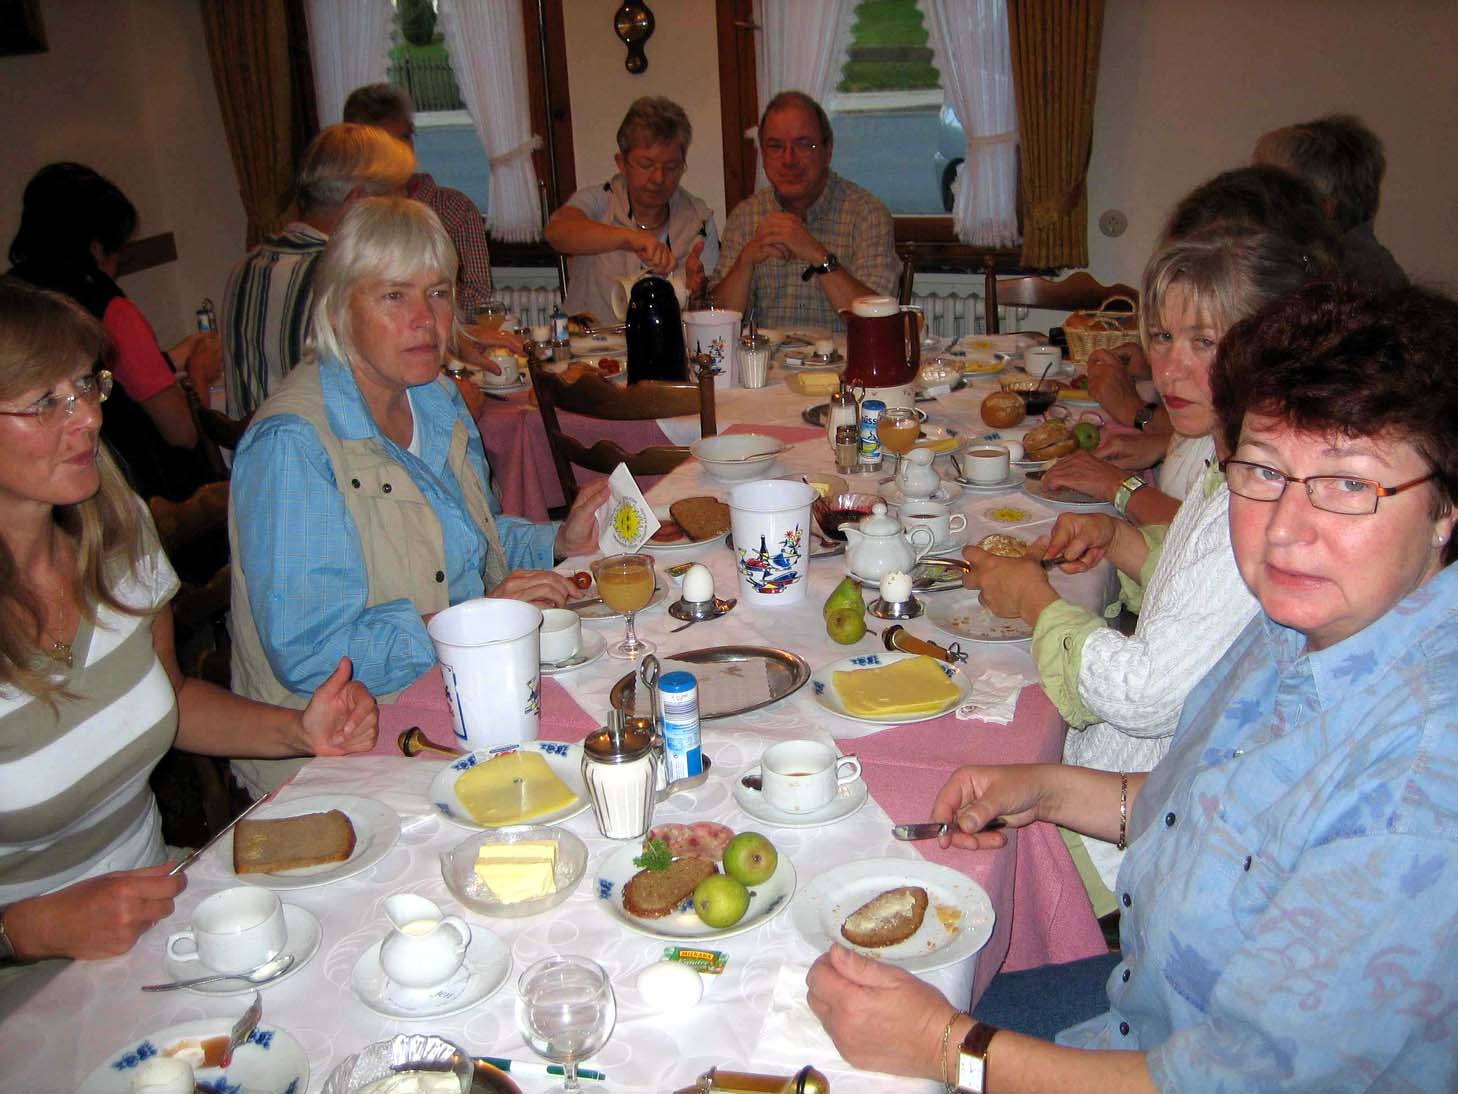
xmin=843 ymin=502 xmax=935 ymax=581
xmin=895 ymin=446 xmax=942 ymax=500
xmin=379 ymin=893 xmax=471 ymax=991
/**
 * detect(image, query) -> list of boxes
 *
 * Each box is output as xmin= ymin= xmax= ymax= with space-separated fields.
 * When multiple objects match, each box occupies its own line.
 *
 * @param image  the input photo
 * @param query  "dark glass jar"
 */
xmin=625 ymin=274 xmax=687 ymax=382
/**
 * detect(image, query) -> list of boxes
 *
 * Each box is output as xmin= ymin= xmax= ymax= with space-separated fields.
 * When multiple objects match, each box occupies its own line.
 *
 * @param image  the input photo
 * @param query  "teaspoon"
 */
xmin=142 ymin=952 xmax=295 ymax=992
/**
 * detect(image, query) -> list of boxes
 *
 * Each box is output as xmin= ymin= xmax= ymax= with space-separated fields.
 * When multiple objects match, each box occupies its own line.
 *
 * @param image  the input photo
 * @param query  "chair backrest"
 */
xmin=985 ymin=271 xmax=1137 ymax=333
xmin=529 ymin=364 xmax=718 ymax=506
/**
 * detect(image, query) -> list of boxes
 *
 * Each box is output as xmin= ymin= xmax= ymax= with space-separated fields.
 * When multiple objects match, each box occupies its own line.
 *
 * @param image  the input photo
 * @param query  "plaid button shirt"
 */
xmin=712 ymin=171 xmax=897 ymax=331
xmin=411 ymin=173 xmax=493 ymax=314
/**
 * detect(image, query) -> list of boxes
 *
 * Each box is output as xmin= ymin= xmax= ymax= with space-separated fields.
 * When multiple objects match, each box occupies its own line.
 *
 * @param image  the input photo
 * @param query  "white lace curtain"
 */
xmin=437 ymin=0 xmax=543 ymax=242
xmin=751 ymin=0 xmax=856 ymax=187
xmin=304 ymin=0 xmax=392 ymax=127
xmin=918 ymin=0 xmax=1020 ymax=246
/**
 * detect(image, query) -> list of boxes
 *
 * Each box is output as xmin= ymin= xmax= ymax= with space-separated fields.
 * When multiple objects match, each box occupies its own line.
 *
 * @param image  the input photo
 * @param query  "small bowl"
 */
xmin=440 ymin=824 xmax=588 ymax=918
xmin=321 ymin=1033 xmax=512 ymax=1094
xmin=812 ymin=491 xmax=881 ymax=541
xmin=690 ymin=433 xmax=788 ymax=481
xmin=1001 ymin=376 xmax=1061 ymax=415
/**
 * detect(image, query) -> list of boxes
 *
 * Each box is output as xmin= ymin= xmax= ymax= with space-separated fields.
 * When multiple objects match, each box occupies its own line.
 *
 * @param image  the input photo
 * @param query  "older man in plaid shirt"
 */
xmin=712 ymin=91 xmax=898 ymax=332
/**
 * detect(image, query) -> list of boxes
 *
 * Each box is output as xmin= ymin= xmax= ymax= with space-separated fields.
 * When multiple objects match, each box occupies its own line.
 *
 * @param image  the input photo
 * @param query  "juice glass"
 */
xmin=590 ymin=553 xmax=656 ymax=659
xmin=878 ymin=406 xmax=921 ymax=466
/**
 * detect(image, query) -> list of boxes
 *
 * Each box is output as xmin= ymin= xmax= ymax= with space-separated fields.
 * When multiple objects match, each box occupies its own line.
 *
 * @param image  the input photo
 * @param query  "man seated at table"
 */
xmin=343 ymin=82 xmax=497 ymax=318
xmin=546 ymin=96 xmax=718 ymax=325
xmin=1253 ymin=113 xmax=1407 ymax=291
xmin=220 ymin=123 xmax=413 ymax=418
xmin=711 ymin=90 xmax=898 ymax=331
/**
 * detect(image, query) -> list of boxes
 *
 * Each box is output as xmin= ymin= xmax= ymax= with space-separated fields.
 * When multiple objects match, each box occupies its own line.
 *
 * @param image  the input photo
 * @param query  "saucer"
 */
xmin=163 ymin=904 xmax=320 ymax=996
xmin=877 ymin=481 xmax=960 ymax=507
xmin=921 ymin=528 xmax=969 ymax=554
xmin=540 ymin=631 xmax=606 ymax=675
xmin=955 ymin=469 xmax=1025 ymax=494
xmin=350 ymin=932 xmax=511 ymax=1020
xmin=733 ymin=767 xmax=869 ymax=828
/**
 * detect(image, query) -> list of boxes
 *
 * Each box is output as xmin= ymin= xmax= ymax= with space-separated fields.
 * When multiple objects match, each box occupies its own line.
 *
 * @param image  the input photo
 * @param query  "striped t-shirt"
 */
xmin=0 ymin=533 xmax=180 ymax=903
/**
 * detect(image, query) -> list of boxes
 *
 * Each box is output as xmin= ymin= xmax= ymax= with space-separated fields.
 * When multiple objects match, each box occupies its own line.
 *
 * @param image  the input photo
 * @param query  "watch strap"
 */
xmin=955 ymin=1020 xmax=999 ymax=1092
xmin=801 ymin=251 xmax=840 ymax=281
xmin=0 ymin=905 xmax=19 ymax=965
xmin=1114 ymin=474 xmax=1147 ymax=517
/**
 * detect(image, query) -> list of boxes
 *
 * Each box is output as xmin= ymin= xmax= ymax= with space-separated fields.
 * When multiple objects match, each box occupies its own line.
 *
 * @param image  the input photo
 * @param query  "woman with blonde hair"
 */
xmin=0 ymin=280 xmax=375 ymax=1010
xmin=229 ymin=196 xmax=605 ymax=796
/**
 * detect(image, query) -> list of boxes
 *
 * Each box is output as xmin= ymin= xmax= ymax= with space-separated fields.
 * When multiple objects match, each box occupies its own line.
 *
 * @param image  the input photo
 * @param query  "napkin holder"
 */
xmin=674 ymin=1065 xmax=830 ymax=1094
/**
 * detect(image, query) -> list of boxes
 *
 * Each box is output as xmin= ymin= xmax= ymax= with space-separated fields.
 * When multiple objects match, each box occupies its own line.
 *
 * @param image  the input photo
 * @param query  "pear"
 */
xmin=823 ymin=576 xmax=865 ymax=620
xmin=826 ymin=605 xmax=867 ymax=645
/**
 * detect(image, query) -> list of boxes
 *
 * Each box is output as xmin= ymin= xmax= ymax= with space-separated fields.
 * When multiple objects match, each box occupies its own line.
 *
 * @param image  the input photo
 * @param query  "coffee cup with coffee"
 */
xmin=759 ymin=740 xmax=862 ymax=814
xmin=482 ymin=350 xmax=521 ymax=387
xmin=899 ymin=501 xmax=967 ymax=547
xmin=166 ymin=886 xmax=288 ymax=974
xmin=954 ymin=445 xmax=1012 ymax=485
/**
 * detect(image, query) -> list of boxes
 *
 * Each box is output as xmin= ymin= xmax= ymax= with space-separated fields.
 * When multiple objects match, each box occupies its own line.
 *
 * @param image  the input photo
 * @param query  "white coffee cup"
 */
xmin=899 ymin=501 xmax=967 ymax=546
xmin=539 ymin=607 xmax=582 ymax=664
xmin=482 ymin=351 xmax=520 ymax=387
xmin=1024 ymin=344 xmax=1064 ymax=377
xmin=957 ymin=445 xmax=1012 ymax=484
xmin=166 ymin=886 xmax=287 ymax=974
xmin=760 ymin=740 xmax=862 ymax=814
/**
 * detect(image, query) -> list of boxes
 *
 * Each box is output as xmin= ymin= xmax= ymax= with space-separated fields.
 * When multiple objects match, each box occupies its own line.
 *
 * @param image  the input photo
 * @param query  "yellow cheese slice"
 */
xmin=454 ymin=751 xmax=578 ymax=826
xmin=913 ymin=435 xmax=961 ymax=454
xmin=832 ymin=656 xmax=960 ymax=717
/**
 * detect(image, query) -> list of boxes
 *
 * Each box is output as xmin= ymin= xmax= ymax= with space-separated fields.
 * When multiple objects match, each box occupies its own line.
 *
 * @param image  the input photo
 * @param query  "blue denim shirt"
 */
xmin=231 ymin=357 xmax=556 ymax=696
xmin=1060 ymin=562 xmax=1458 ymax=1091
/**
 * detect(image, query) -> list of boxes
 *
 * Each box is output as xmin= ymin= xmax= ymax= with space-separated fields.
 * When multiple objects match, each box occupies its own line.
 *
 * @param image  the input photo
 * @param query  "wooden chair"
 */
xmin=530 ymin=365 xmax=718 ymax=506
xmin=985 ymin=270 xmax=1137 ymax=333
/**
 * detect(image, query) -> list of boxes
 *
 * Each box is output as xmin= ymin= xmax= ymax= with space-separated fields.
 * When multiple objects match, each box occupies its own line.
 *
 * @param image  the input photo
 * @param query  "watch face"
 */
xmin=957 ymin=1051 xmax=987 ymax=1092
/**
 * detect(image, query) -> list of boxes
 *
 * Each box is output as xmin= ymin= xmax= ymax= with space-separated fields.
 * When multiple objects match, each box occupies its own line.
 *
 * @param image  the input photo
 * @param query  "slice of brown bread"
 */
xmin=622 ymin=855 xmax=717 ymax=918
xmin=233 ymin=809 xmax=357 ymax=875
xmin=669 ymin=497 xmax=731 ymax=542
xmin=840 ymin=885 xmax=929 ymax=947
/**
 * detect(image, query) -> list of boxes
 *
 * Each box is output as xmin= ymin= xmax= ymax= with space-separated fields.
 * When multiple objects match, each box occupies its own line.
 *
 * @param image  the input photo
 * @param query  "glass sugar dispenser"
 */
xmin=581 ymin=709 xmax=660 ymax=840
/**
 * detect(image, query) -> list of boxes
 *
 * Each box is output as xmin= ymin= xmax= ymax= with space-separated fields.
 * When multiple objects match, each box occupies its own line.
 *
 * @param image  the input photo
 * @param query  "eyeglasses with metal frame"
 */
xmin=1222 ymin=457 xmax=1435 ymax=516
xmin=0 ymin=370 xmax=113 ymax=426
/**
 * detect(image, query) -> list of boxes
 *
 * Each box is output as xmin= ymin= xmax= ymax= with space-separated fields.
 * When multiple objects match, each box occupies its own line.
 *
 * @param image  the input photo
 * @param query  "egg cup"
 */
xmin=868 ymin=594 xmax=925 ymax=620
xmin=668 ymin=596 xmax=735 ymax=623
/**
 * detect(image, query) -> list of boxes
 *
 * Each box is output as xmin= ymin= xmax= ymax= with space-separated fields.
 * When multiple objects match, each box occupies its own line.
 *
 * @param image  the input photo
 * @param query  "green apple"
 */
xmin=1074 ymin=422 xmax=1101 ymax=451
xmin=722 ymin=831 xmax=778 ymax=886
xmin=693 ymin=873 xmax=751 ymax=929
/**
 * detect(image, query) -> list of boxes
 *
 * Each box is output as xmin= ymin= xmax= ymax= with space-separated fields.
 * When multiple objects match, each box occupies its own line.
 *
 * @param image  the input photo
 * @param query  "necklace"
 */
xmin=49 ymin=640 xmax=73 ymax=668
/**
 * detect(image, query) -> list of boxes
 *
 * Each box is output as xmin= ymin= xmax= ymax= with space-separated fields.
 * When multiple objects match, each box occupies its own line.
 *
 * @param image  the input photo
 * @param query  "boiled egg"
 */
xmin=682 ymin=563 xmax=715 ymax=604
xmin=129 ymin=1057 xmax=195 ymax=1094
xmin=880 ymin=570 xmax=913 ymax=604
xmin=636 ymin=960 xmax=704 ymax=1013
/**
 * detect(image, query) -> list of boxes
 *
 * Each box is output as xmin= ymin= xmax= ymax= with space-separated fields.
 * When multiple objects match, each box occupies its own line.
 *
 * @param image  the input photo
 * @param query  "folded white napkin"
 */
xmin=752 ymin=961 xmax=851 ymax=1071
xmin=954 ymin=669 xmax=1028 ymax=724
xmin=287 ymin=755 xmax=440 ymax=823
xmin=597 ymin=463 xmax=661 ymax=554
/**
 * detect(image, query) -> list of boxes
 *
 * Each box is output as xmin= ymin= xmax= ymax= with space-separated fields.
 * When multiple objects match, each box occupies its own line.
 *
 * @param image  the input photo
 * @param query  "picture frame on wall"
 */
xmin=0 ymin=0 xmax=47 ymax=57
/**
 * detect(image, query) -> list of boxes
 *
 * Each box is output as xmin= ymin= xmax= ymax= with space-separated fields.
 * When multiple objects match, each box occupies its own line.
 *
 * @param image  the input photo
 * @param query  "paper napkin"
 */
xmin=597 ymin=463 xmax=661 ymax=555
xmin=954 ymin=669 xmax=1029 ymax=724
xmin=752 ymin=961 xmax=851 ymax=1071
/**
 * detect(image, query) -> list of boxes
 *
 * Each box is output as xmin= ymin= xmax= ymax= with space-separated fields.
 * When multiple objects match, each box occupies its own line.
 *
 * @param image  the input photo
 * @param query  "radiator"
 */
xmin=493 ymin=284 xmax=563 ymax=328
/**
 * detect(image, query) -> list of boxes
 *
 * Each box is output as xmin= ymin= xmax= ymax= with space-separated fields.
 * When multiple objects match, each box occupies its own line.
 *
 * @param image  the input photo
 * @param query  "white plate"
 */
xmin=954 ymin=469 xmax=1027 ymax=494
xmin=574 ymin=582 xmax=670 ymax=621
xmin=540 ymin=631 xmax=606 ymax=675
xmin=569 ymin=333 xmax=627 ymax=356
xmin=877 ymin=481 xmax=961 ymax=507
xmin=927 ymin=592 xmax=1035 ymax=643
xmin=225 ymin=793 xmax=402 ymax=890
xmin=163 ymin=904 xmax=321 ymax=996
xmin=595 ymin=842 xmax=796 ymax=941
xmin=1056 ymin=393 xmax=1101 ymax=407
xmin=810 ymin=651 xmax=971 ymax=725
xmin=641 ymin=503 xmax=729 ymax=553
xmin=350 ymin=931 xmax=511 ymax=1020
xmin=1021 ymin=477 xmax=1111 ymax=511
xmin=733 ymin=768 xmax=869 ymax=829
xmin=428 ymin=742 xmax=590 ymax=830
xmin=792 ymin=857 xmax=996 ymax=973
xmin=81 ymin=1021 xmax=308 ymax=1093
xmin=472 ymin=374 xmax=529 ymax=395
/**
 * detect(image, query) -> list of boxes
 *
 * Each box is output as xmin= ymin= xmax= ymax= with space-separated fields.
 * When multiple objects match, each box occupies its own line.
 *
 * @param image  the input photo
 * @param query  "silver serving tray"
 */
xmin=609 ymin=645 xmax=811 ymax=721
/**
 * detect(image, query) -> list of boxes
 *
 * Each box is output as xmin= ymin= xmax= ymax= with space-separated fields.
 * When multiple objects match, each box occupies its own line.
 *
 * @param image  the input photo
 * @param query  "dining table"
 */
xmin=0 ymin=350 xmax=1118 ymax=1094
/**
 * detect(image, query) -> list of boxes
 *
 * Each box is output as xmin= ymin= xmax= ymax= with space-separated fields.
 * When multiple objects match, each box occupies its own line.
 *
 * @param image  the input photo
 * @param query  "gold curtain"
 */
xmin=1006 ymin=0 xmax=1105 ymax=268
xmin=199 ymin=0 xmax=303 ymax=246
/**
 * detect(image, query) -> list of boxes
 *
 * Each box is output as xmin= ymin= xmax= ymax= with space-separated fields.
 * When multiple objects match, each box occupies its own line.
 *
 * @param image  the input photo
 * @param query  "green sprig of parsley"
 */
xmin=633 ymin=838 xmax=672 ymax=871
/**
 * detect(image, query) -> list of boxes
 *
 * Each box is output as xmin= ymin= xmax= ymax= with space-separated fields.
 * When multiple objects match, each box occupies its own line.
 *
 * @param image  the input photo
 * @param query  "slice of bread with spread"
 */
xmin=840 ymin=885 xmax=929 ymax=947
xmin=668 ymin=497 xmax=731 ymax=542
xmin=623 ymin=855 xmax=716 ymax=918
xmin=232 ymin=809 xmax=356 ymax=875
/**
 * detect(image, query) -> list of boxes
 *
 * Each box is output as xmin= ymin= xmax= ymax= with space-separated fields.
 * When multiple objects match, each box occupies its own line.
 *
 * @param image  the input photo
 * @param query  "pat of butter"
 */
xmin=832 ymin=655 xmax=960 ymax=717
xmin=476 ymin=838 xmax=559 ymax=863
xmin=454 ymin=751 xmax=578 ymax=826
xmin=475 ymin=857 xmax=557 ymax=903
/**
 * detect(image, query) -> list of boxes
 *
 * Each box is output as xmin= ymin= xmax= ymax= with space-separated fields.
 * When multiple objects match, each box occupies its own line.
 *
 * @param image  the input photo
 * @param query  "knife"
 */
xmin=892 ymin=818 xmax=1007 ymax=840
xmin=168 ymin=789 xmax=277 ymax=876
xmin=221 ymin=991 xmax=262 ymax=1068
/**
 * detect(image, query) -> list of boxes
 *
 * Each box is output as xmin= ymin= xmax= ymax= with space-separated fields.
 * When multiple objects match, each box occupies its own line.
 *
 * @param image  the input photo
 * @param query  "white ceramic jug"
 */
xmin=895 ymin=446 xmax=942 ymax=500
xmin=378 ymin=894 xmax=471 ymax=991
xmin=842 ymin=502 xmax=935 ymax=581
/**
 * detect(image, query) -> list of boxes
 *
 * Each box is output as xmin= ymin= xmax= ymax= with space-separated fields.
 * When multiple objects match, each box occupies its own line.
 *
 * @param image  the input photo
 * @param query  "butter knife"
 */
xmin=168 ymin=789 xmax=277 ymax=877
xmin=892 ymin=818 xmax=1007 ymax=841
xmin=221 ymin=991 xmax=262 ymax=1068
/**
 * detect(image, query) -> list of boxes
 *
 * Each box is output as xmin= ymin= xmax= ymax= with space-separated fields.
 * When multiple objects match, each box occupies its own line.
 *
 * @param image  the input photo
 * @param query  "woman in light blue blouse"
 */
xmin=807 ymin=282 xmax=1458 ymax=1092
xmin=228 ymin=198 xmax=604 ymax=793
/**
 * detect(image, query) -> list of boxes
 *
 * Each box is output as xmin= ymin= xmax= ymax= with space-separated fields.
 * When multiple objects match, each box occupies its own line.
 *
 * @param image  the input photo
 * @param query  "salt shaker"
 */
xmin=581 ymin=709 xmax=660 ymax=840
xmin=827 ymin=379 xmax=859 ymax=452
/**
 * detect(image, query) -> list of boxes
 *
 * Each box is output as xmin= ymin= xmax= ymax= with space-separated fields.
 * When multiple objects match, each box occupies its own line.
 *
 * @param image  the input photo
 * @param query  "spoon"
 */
xmin=142 ymin=953 xmax=295 ymax=992
xmin=668 ymin=597 xmax=737 ymax=633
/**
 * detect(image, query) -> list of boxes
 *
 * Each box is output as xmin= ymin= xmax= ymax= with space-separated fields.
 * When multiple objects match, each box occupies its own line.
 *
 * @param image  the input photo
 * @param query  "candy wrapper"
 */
xmin=598 ymin=463 xmax=661 ymax=554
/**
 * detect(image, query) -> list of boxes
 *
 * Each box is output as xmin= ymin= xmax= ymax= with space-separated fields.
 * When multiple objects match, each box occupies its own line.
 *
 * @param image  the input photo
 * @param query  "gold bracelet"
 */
xmin=1116 ymin=771 xmax=1129 ymax=850
xmin=940 ymin=1009 xmax=965 ymax=1093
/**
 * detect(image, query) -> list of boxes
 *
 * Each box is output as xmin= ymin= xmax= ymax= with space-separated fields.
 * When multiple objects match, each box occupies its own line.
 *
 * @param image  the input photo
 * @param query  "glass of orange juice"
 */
xmin=878 ymin=406 xmax=921 ymax=468
xmin=590 ymin=553 xmax=657 ymax=659
xmin=475 ymin=298 xmax=507 ymax=330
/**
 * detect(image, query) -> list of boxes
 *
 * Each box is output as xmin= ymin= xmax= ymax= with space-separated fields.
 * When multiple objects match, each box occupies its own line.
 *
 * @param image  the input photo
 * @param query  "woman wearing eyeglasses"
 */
xmin=809 ymin=282 xmax=1458 ymax=1091
xmin=545 ymin=96 xmax=719 ymax=324
xmin=0 ymin=281 xmax=376 ymax=1011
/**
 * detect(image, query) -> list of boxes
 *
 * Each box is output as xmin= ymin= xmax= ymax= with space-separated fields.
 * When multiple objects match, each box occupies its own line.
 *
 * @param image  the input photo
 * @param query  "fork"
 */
xmin=222 ymin=991 xmax=262 ymax=1068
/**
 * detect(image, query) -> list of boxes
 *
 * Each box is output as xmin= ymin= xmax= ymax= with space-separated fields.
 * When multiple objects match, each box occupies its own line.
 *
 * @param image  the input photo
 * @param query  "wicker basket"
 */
xmin=1064 ymin=294 xmax=1138 ymax=363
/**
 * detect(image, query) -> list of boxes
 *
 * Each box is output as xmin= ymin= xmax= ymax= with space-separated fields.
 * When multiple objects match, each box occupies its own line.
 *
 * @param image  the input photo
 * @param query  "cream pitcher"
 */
xmin=379 ymin=893 xmax=471 ymax=991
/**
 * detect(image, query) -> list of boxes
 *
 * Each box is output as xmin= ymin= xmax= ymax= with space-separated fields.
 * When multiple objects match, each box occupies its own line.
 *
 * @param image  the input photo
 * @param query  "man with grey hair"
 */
xmin=546 ymin=95 xmax=718 ymax=323
xmin=712 ymin=90 xmax=897 ymax=331
xmin=220 ymin=123 xmax=414 ymax=417
xmin=343 ymin=82 xmax=496 ymax=315
xmin=1253 ymin=114 xmax=1407 ymax=291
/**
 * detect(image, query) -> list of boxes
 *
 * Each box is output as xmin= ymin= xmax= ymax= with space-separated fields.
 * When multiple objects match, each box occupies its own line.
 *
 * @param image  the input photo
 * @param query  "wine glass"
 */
xmin=516 ymin=955 xmax=616 ymax=1093
xmin=590 ymin=553 xmax=657 ymax=659
xmin=878 ymin=405 xmax=921 ymax=468
xmin=474 ymin=297 xmax=508 ymax=331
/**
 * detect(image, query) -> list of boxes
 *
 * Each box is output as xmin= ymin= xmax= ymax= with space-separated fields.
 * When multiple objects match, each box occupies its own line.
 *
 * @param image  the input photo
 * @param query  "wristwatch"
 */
xmin=1132 ymin=401 xmax=1160 ymax=432
xmin=801 ymin=251 xmax=840 ymax=281
xmin=1114 ymin=474 xmax=1148 ymax=517
xmin=955 ymin=1021 xmax=999 ymax=1092
xmin=0 ymin=905 xmax=19 ymax=965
